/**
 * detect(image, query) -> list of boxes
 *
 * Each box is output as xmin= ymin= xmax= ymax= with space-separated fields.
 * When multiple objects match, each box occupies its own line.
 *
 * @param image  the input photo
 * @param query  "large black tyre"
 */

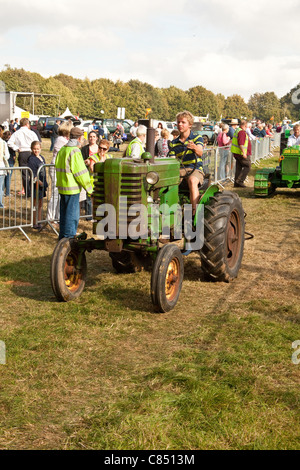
xmin=151 ymin=244 xmax=184 ymax=313
xmin=51 ymin=238 xmax=87 ymax=301
xmin=200 ymin=191 xmax=245 ymax=282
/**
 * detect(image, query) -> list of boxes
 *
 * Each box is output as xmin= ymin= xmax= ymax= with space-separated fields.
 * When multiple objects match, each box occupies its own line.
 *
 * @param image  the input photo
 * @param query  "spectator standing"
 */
xmin=55 ymin=127 xmax=93 ymax=240
xmin=265 ymin=123 xmax=273 ymax=137
xmin=2 ymin=130 xmax=16 ymax=196
xmin=1 ymin=119 xmax=9 ymax=131
xmin=7 ymin=117 xmax=37 ymax=195
xmin=98 ymin=124 xmax=104 ymax=139
xmin=217 ymin=123 xmax=231 ymax=180
xmin=112 ymin=126 xmax=123 ymax=150
xmin=231 ymin=119 xmax=252 ymax=188
xmin=88 ymin=120 xmax=98 ymax=135
xmin=81 ymin=131 xmax=99 ymax=218
xmin=155 ymin=129 xmax=170 ymax=157
xmin=170 ymin=129 xmax=180 ymax=140
xmin=50 ymin=119 xmax=61 ymax=151
xmin=13 ymin=118 xmax=20 ymax=132
xmin=102 ymin=122 xmax=108 ymax=139
xmin=156 ymin=122 xmax=164 ymax=137
xmin=227 ymin=119 xmax=239 ymax=139
xmin=47 ymin=121 xmax=73 ymax=225
xmin=246 ymin=122 xmax=257 ymax=141
xmin=0 ymin=129 xmax=10 ymax=208
xmin=287 ymin=124 xmax=300 ymax=147
xmin=27 ymin=141 xmax=48 ymax=229
xmin=130 ymin=121 xmax=138 ymax=139
xmin=253 ymin=119 xmax=267 ymax=138
xmin=9 ymin=120 xmax=14 ymax=133
xmin=125 ymin=125 xmax=147 ymax=159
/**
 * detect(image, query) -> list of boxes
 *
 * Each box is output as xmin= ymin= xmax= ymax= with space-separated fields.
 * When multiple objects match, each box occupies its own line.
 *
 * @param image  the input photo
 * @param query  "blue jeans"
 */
xmin=4 ymin=162 xmax=14 ymax=195
xmin=0 ymin=175 xmax=5 ymax=208
xmin=59 ymin=193 xmax=80 ymax=240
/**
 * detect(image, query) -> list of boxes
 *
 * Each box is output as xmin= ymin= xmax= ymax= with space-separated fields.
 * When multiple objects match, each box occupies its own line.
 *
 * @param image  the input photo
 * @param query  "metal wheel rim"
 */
xmin=165 ymin=258 xmax=180 ymax=301
xmin=226 ymin=209 xmax=241 ymax=268
xmin=64 ymin=252 xmax=83 ymax=292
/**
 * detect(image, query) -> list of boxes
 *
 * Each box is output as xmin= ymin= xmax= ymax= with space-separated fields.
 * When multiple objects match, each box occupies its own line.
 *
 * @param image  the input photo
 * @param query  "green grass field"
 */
xmin=0 ymin=142 xmax=299 ymax=449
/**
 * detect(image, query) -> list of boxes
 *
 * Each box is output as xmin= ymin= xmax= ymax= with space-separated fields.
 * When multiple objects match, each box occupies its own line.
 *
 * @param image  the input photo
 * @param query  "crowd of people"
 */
xmin=0 ymin=112 xmax=297 ymax=239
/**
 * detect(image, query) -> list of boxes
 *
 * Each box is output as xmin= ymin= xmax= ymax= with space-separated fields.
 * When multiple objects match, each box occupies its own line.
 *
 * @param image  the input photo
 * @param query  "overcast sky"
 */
xmin=1 ymin=0 xmax=299 ymax=101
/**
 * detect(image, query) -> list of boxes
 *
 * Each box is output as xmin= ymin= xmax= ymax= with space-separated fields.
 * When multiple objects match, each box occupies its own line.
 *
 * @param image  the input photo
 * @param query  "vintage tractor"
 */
xmin=51 ymin=127 xmax=245 ymax=312
xmin=254 ymin=131 xmax=300 ymax=196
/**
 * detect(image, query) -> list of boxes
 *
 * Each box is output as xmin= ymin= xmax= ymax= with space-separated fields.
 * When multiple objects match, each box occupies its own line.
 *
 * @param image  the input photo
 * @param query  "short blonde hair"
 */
xmin=176 ymin=110 xmax=194 ymax=126
xmin=161 ymin=129 xmax=169 ymax=139
xmin=58 ymin=121 xmax=73 ymax=137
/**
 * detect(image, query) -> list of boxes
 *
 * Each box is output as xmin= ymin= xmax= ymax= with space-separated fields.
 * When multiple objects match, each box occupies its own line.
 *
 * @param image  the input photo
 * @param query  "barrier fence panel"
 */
xmin=6 ymin=135 xmax=283 ymax=240
xmin=0 ymin=166 xmax=34 ymax=241
xmin=35 ymin=164 xmax=91 ymax=235
xmin=203 ymin=145 xmax=235 ymax=186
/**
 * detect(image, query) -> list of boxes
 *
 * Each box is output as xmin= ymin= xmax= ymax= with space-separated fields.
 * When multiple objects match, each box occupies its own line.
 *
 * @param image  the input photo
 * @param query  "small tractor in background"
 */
xmin=254 ymin=130 xmax=300 ymax=196
xmin=51 ymin=123 xmax=246 ymax=313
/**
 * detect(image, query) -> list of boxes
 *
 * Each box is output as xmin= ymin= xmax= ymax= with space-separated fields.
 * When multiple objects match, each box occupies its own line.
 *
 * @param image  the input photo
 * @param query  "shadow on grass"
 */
xmin=0 ymin=254 xmax=155 ymax=311
xmin=99 ymin=285 xmax=153 ymax=313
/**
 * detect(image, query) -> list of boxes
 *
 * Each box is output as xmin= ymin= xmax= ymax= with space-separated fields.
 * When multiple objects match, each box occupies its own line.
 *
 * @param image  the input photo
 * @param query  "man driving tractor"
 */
xmin=168 ymin=111 xmax=204 ymax=217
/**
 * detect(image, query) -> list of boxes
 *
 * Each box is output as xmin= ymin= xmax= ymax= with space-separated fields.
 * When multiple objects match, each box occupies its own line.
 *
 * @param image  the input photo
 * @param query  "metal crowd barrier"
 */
xmin=0 ymin=167 xmax=34 ymax=241
xmin=0 ymin=135 xmax=282 ymax=241
xmin=251 ymin=133 xmax=281 ymax=165
xmin=35 ymin=164 xmax=91 ymax=236
xmin=202 ymin=145 xmax=234 ymax=187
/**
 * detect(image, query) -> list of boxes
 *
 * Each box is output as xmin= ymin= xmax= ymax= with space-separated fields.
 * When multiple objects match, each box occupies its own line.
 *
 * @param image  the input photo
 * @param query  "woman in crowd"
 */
xmin=155 ymin=129 xmax=170 ymax=158
xmin=0 ymin=128 xmax=9 ymax=208
xmin=28 ymin=141 xmax=48 ymax=229
xmin=47 ymin=121 xmax=73 ymax=226
xmin=80 ymin=131 xmax=100 ymax=217
xmin=112 ymin=126 xmax=123 ymax=150
xmin=81 ymin=131 xmax=99 ymax=163
xmin=2 ymin=130 xmax=16 ymax=197
xmin=156 ymin=122 xmax=164 ymax=137
xmin=85 ymin=139 xmax=112 ymax=218
xmin=217 ymin=123 xmax=231 ymax=180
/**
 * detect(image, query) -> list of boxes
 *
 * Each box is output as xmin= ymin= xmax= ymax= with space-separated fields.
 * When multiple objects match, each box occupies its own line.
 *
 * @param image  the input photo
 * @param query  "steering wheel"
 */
xmin=178 ymin=147 xmax=198 ymax=179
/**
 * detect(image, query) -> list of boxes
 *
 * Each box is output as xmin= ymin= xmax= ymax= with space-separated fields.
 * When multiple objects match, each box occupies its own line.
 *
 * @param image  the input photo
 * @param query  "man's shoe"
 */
xmin=234 ymin=182 xmax=246 ymax=188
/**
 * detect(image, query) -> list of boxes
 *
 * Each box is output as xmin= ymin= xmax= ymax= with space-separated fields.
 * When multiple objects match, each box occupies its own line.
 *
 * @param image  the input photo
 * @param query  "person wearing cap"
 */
xmin=55 ymin=126 xmax=93 ymax=240
xmin=125 ymin=125 xmax=147 ymax=159
xmin=227 ymin=119 xmax=239 ymax=139
xmin=230 ymin=119 xmax=252 ymax=188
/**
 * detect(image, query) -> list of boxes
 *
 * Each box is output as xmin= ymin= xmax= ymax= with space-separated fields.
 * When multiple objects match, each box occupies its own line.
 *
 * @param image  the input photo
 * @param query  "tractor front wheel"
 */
xmin=200 ymin=191 xmax=245 ymax=282
xmin=151 ymin=245 xmax=184 ymax=313
xmin=51 ymin=238 xmax=87 ymax=301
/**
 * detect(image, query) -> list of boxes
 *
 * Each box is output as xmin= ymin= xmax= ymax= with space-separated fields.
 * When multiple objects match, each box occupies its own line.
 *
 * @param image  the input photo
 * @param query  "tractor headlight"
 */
xmin=146 ymin=171 xmax=159 ymax=185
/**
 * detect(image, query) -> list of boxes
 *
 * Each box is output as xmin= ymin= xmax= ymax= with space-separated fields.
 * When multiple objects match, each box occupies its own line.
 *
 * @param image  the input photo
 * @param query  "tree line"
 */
xmin=1 ymin=66 xmax=299 ymax=123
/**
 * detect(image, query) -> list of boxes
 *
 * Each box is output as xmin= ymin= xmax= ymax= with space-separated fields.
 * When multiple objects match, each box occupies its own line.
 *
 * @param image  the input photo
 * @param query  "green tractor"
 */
xmin=254 ymin=131 xmax=300 ymax=196
xmin=51 ymin=128 xmax=246 ymax=312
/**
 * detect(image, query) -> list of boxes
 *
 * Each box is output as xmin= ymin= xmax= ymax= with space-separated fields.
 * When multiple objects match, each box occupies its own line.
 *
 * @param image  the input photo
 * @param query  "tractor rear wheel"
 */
xmin=151 ymin=244 xmax=184 ymax=313
xmin=51 ymin=238 xmax=87 ymax=301
xmin=200 ymin=191 xmax=244 ymax=282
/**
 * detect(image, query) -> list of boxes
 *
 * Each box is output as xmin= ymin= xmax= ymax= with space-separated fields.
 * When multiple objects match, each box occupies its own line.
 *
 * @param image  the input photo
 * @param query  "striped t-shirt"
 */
xmin=168 ymin=131 xmax=204 ymax=170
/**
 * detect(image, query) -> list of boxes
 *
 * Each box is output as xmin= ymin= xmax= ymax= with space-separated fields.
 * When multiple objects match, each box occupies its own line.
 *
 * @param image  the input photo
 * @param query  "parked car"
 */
xmin=38 ymin=116 xmax=66 ymax=138
xmin=30 ymin=120 xmax=38 ymax=131
xmin=192 ymin=124 xmax=216 ymax=145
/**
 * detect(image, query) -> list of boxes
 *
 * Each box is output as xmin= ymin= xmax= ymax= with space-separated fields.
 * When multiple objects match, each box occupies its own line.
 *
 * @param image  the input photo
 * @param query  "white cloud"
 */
xmin=0 ymin=0 xmax=299 ymax=100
